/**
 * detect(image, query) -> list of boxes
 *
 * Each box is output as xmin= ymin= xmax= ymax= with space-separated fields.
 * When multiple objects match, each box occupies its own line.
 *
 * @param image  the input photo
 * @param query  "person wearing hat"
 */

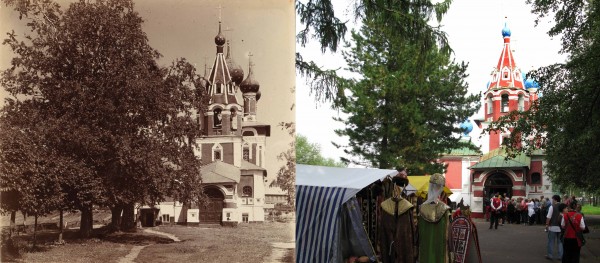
xmin=418 ymin=173 xmax=452 ymax=263
xmin=379 ymin=168 xmax=416 ymax=263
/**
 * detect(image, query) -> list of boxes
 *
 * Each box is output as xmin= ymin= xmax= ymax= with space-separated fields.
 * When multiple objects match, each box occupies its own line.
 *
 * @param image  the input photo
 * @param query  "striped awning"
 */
xmin=296 ymin=165 xmax=398 ymax=263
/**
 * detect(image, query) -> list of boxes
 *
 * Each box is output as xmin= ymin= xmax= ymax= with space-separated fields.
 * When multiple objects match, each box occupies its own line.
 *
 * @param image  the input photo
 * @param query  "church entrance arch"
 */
xmin=199 ymin=186 xmax=224 ymax=224
xmin=484 ymin=172 xmax=513 ymax=198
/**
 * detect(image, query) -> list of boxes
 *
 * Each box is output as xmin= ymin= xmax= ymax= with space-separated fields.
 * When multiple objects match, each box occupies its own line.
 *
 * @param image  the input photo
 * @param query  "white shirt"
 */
xmin=546 ymin=206 xmax=561 ymax=232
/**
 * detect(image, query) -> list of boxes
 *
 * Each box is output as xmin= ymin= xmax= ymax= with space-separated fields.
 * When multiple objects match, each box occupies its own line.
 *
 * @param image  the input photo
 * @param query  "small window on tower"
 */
xmin=243 ymin=148 xmax=250 ymax=161
xmin=216 ymin=81 xmax=223 ymax=94
xmin=215 ymin=151 xmax=221 ymax=161
xmin=487 ymin=97 xmax=493 ymax=115
xmin=214 ymin=109 xmax=222 ymax=128
xmin=242 ymin=186 xmax=253 ymax=197
xmin=518 ymin=94 xmax=525 ymax=111
xmin=501 ymin=94 xmax=509 ymax=112
xmin=502 ymin=68 xmax=510 ymax=80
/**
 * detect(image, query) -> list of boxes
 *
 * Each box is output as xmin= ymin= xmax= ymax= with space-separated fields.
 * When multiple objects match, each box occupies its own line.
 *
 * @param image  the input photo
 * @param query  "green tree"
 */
xmin=296 ymin=0 xmax=453 ymax=106
xmin=0 ymin=0 xmax=204 ymax=237
xmin=488 ymin=0 xmax=600 ymax=194
xmin=335 ymin=15 xmax=479 ymax=172
xmin=296 ymin=134 xmax=345 ymax=167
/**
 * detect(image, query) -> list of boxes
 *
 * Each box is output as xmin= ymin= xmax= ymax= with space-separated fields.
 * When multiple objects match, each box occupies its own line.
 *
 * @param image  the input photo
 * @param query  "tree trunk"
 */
xmin=33 ymin=215 xmax=38 ymax=248
xmin=120 ymin=203 xmax=136 ymax=232
xmin=58 ymin=209 xmax=64 ymax=243
xmin=110 ymin=204 xmax=124 ymax=232
xmin=79 ymin=206 xmax=94 ymax=238
xmin=9 ymin=211 xmax=16 ymax=237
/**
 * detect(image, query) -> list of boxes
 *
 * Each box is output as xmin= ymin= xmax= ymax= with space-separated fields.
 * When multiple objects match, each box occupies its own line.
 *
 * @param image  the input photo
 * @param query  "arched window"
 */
xmin=501 ymin=94 xmax=509 ymax=112
xmin=230 ymin=108 xmax=237 ymax=131
xmin=216 ymin=81 xmax=223 ymax=94
xmin=213 ymin=144 xmax=222 ymax=161
xmin=502 ymin=67 xmax=510 ymax=80
xmin=518 ymin=94 xmax=525 ymax=111
xmin=487 ymin=96 xmax=493 ymax=115
xmin=213 ymin=108 xmax=222 ymax=127
xmin=242 ymin=186 xmax=253 ymax=197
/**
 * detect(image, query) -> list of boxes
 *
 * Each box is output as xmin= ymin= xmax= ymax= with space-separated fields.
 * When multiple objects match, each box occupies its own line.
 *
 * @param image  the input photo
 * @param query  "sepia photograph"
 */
xmin=0 ymin=0 xmax=295 ymax=262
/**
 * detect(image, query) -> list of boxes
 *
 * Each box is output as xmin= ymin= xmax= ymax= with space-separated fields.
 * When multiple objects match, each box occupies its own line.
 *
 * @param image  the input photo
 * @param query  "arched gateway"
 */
xmin=199 ymin=187 xmax=225 ymax=223
xmin=484 ymin=173 xmax=513 ymax=198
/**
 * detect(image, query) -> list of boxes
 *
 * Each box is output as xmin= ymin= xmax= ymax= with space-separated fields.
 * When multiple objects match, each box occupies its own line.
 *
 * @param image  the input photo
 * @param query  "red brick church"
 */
xmin=441 ymin=23 xmax=553 ymax=218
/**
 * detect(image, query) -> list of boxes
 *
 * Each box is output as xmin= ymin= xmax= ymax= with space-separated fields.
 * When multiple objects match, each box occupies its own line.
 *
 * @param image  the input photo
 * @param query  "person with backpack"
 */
xmin=561 ymin=200 xmax=586 ymax=263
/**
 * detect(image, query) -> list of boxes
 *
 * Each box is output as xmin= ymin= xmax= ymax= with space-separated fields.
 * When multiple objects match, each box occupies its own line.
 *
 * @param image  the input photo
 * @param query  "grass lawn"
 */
xmin=582 ymin=205 xmax=600 ymax=215
xmin=1 ymin=228 xmax=174 ymax=262
xmin=136 ymin=221 xmax=294 ymax=263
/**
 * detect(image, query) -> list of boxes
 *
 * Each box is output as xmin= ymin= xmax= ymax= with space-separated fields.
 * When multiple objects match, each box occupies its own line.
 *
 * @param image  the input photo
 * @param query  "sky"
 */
xmin=0 ymin=0 xmax=296 ymax=184
xmin=296 ymin=0 xmax=567 ymax=165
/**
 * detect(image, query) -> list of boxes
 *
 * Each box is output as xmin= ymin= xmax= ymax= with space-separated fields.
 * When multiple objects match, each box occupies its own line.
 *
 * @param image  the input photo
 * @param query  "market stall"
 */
xmin=296 ymin=164 xmax=399 ymax=263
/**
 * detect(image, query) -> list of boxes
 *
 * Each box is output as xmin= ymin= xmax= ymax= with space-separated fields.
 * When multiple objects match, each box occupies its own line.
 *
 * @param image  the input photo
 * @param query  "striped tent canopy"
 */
xmin=296 ymin=165 xmax=398 ymax=263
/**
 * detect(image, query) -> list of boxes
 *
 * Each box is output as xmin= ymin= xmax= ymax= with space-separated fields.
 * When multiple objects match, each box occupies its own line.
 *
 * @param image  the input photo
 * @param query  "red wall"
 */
xmin=445 ymin=159 xmax=462 ymax=189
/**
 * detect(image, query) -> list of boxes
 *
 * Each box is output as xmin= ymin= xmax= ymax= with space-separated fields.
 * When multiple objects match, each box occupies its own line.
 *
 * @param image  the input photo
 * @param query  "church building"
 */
xmin=441 ymin=23 xmax=553 ymax=218
xmin=138 ymin=20 xmax=271 ymax=226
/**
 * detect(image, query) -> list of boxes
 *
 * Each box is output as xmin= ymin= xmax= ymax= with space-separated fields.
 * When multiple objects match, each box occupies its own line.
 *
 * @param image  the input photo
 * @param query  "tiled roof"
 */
xmin=201 ymin=161 xmax=241 ymax=184
xmin=444 ymin=138 xmax=481 ymax=156
xmin=469 ymin=147 xmax=531 ymax=169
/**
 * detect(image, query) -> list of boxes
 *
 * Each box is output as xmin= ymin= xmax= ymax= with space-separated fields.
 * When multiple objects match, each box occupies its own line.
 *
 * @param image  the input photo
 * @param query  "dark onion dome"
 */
xmin=256 ymin=90 xmax=261 ymax=101
xmin=240 ymin=62 xmax=260 ymax=93
xmin=226 ymin=41 xmax=244 ymax=85
xmin=215 ymin=22 xmax=226 ymax=46
xmin=502 ymin=22 xmax=511 ymax=38
xmin=459 ymin=119 xmax=473 ymax=136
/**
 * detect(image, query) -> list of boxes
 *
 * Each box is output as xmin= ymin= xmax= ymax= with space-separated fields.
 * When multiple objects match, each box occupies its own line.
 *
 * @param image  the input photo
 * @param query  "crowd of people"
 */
xmin=484 ymin=194 xmax=588 ymax=263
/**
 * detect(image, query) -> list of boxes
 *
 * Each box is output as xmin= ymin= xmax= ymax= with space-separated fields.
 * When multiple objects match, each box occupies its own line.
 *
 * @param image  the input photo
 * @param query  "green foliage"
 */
xmin=335 ymin=15 xmax=479 ymax=172
xmin=296 ymin=134 xmax=345 ymax=167
xmin=296 ymin=0 xmax=454 ymax=106
xmin=490 ymin=0 xmax=600 ymax=194
xmin=271 ymin=122 xmax=296 ymax=205
xmin=0 ymin=0 xmax=205 ymax=234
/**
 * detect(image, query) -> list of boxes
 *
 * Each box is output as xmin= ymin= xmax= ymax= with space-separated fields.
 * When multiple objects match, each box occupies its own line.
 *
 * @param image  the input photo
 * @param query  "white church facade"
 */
xmin=138 ymin=19 xmax=276 ymax=226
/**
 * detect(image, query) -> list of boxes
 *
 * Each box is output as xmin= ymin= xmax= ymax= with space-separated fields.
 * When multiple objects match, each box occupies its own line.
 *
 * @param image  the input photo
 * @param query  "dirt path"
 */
xmin=264 ymin=242 xmax=295 ymax=263
xmin=143 ymin=227 xmax=181 ymax=242
xmin=116 ymin=228 xmax=181 ymax=263
xmin=118 ymin=245 xmax=149 ymax=263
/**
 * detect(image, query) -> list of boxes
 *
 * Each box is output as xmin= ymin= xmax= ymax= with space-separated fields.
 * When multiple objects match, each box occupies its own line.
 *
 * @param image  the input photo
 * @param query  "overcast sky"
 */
xmin=296 ymin=0 xmax=567 ymax=165
xmin=0 ymin=0 xmax=295 ymax=183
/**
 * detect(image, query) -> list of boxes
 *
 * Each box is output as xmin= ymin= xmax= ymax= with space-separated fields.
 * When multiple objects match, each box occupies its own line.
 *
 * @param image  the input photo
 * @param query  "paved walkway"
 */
xmin=475 ymin=215 xmax=600 ymax=263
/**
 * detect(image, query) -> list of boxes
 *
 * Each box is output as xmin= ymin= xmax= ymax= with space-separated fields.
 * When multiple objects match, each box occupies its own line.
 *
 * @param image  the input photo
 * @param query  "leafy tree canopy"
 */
xmin=0 ymin=0 xmax=206 ymax=235
xmin=335 ymin=13 xmax=479 ymax=172
xmin=296 ymin=134 xmax=345 ymax=167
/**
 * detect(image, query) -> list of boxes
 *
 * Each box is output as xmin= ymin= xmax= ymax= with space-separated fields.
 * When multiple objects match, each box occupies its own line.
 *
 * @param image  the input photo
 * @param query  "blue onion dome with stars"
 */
xmin=460 ymin=119 xmax=473 ymax=136
xmin=502 ymin=23 xmax=511 ymax=37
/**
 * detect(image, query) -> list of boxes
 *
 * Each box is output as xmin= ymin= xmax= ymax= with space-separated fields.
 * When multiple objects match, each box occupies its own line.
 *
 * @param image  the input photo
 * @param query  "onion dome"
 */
xmin=214 ymin=22 xmax=226 ymax=46
xmin=524 ymin=78 xmax=535 ymax=89
xmin=502 ymin=22 xmax=511 ymax=38
xmin=240 ymin=60 xmax=259 ymax=93
xmin=460 ymin=119 xmax=473 ymax=136
xmin=226 ymin=41 xmax=244 ymax=85
xmin=256 ymin=90 xmax=261 ymax=101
